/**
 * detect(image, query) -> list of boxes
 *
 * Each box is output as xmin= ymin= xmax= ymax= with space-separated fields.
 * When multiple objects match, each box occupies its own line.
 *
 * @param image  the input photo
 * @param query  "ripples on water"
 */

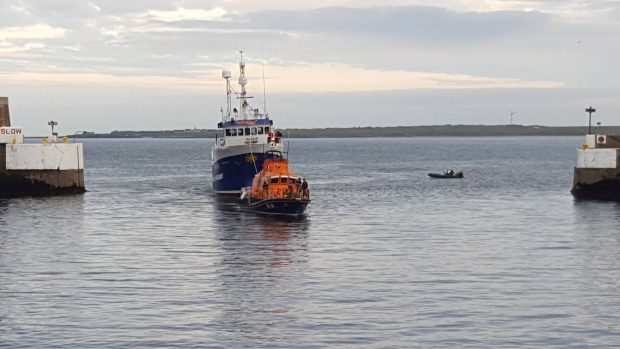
xmin=1 ymin=137 xmax=620 ymax=348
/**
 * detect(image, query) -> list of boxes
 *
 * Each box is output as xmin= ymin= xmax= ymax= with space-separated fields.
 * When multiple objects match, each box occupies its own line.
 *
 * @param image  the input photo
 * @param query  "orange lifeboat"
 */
xmin=241 ymin=150 xmax=310 ymax=215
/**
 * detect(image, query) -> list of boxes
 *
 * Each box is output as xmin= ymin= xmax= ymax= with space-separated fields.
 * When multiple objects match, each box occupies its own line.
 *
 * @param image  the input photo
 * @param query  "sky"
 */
xmin=1 ymin=0 xmax=620 ymax=134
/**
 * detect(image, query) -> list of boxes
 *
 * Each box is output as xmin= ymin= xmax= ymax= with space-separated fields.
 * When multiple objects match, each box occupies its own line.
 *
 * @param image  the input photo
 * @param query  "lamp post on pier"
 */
xmin=585 ymin=106 xmax=596 ymax=134
xmin=48 ymin=120 xmax=59 ymax=143
xmin=48 ymin=120 xmax=58 ymax=134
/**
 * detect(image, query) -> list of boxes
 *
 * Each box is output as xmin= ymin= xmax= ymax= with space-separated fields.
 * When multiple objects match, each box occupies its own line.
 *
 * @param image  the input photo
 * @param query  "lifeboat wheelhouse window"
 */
xmin=230 ymin=128 xmax=237 ymax=136
xmin=280 ymin=176 xmax=289 ymax=184
xmin=257 ymin=127 xmax=264 ymax=135
xmin=265 ymin=150 xmax=283 ymax=161
xmin=270 ymin=177 xmax=279 ymax=184
xmin=251 ymin=127 xmax=257 ymax=135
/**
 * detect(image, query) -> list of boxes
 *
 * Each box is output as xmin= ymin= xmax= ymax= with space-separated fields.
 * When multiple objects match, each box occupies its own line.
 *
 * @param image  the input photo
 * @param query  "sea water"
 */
xmin=1 ymin=137 xmax=619 ymax=348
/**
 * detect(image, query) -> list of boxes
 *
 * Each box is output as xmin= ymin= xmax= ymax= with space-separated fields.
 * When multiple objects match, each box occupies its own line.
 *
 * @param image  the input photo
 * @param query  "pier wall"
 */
xmin=571 ymin=167 xmax=620 ymax=200
xmin=4 ymin=143 xmax=83 ymax=170
xmin=572 ymin=137 xmax=620 ymax=200
xmin=0 ymin=143 xmax=85 ymax=197
xmin=0 ymin=97 xmax=85 ymax=197
xmin=572 ymin=167 xmax=620 ymax=186
xmin=576 ymin=148 xmax=619 ymax=168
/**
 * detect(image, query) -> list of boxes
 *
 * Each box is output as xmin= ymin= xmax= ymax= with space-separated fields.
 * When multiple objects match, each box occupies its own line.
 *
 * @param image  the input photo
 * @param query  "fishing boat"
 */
xmin=240 ymin=150 xmax=310 ymax=216
xmin=211 ymin=51 xmax=284 ymax=194
xmin=428 ymin=169 xmax=463 ymax=178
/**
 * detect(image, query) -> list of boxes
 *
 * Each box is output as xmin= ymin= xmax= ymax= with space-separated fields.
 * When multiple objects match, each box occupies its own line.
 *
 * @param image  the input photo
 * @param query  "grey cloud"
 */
xmin=240 ymin=6 xmax=551 ymax=42
xmin=0 ymin=1 xmax=36 ymax=26
xmin=127 ymin=6 xmax=552 ymax=45
xmin=1 ymin=2 xmax=615 ymax=87
xmin=18 ymin=0 xmax=172 ymax=18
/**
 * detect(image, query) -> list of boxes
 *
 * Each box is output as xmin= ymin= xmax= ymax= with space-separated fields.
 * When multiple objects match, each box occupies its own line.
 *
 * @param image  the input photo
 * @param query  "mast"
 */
xmin=238 ymin=50 xmax=248 ymax=120
xmin=221 ymin=69 xmax=232 ymax=121
xmin=262 ymin=62 xmax=268 ymax=116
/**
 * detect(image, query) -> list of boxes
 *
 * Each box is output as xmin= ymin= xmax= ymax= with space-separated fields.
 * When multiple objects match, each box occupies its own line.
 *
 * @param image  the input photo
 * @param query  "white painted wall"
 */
xmin=576 ymin=148 xmax=618 ymax=168
xmin=5 ymin=143 xmax=83 ymax=170
xmin=0 ymin=127 xmax=24 ymax=144
xmin=584 ymin=134 xmax=596 ymax=148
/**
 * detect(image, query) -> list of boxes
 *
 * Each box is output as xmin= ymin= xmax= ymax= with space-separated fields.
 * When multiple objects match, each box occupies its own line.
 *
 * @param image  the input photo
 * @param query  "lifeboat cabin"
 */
xmin=241 ymin=150 xmax=310 ymax=216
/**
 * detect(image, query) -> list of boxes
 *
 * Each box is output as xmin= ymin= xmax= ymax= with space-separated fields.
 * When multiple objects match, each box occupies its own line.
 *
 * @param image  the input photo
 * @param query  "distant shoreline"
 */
xmin=67 ymin=125 xmax=617 ymax=139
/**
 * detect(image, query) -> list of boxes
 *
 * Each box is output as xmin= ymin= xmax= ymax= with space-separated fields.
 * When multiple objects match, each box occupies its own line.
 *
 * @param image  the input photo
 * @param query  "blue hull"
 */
xmin=212 ymin=152 xmax=266 ymax=193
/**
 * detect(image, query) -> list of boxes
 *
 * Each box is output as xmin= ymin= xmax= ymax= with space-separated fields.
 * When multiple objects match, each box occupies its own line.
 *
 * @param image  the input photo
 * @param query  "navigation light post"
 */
xmin=585 ymin=106 xmax=596 ymax=134
xmin=48 ymin=120 xmax=58 ymax=135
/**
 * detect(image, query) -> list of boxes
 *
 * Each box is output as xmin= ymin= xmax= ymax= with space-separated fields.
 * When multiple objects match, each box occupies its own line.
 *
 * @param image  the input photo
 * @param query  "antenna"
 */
xmin=262 ymin=61 xmax=268 ymax=116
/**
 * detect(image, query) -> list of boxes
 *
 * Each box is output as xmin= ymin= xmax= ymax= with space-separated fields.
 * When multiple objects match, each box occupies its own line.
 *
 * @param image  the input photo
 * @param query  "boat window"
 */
xmin=264 ymin=126 xmax=270 ymax=133
xmin=251 ymin=127 xmax=257 ymax=135
xmin=237 ymin=128 xmax=243 ymax=136
xmin=245 ymin=128 xmax=250 ymax=136
xmin=270 ymin=177 xmax=279 ymax=184
xmin=226 ymin=129 xmax=232 ymax=136
xmin=280 ymin=176 xmax=289 ymax=184
xmin=230 ymin=128 xmax=237 ymax=136
xmin=257 ymin=127 xmax=264 ymax=135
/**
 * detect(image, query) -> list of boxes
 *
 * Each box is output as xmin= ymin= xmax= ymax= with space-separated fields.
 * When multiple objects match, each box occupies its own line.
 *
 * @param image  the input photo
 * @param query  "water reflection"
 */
xmin=569 ymin=199 xmax=620 ymax=338
xmin=212 ymin=196 xmax=310 ymax=343
xmin=572 ymin=199 xmax=620 ymax=226
xmin=0 ymin=194 xmax=86 ymax=239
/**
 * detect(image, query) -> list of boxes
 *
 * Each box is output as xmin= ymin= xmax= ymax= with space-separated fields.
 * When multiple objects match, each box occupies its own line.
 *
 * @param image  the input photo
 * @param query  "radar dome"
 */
xmin=222 ymin=69 xmax=232 ymax=79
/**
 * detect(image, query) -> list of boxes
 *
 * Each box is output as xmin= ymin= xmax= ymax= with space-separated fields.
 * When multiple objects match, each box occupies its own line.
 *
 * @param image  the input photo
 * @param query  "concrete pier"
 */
xmin=571 ymin=134 xmax=620 ymax=200
xmin=0 ymin=97 xmax=85 ymax=197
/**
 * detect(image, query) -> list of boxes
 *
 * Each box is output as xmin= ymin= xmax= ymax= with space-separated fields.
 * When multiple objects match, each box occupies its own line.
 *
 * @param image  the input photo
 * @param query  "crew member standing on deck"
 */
xmin=262 ymin=180 xmax=269 ymax=197
xmin=301 ymin=178 xmax=308 ymax=199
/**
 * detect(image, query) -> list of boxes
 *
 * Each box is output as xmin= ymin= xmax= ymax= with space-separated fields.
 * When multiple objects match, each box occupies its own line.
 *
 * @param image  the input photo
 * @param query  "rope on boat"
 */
xmin=248 ymin=143 xmax=258 ymax=174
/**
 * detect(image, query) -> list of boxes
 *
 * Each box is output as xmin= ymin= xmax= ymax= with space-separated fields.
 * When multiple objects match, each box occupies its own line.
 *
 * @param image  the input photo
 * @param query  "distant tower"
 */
xmin=0 ymin=97 xmax=11 ymax=127
xmin=510 ymin=111 xmax=517 ymax=125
